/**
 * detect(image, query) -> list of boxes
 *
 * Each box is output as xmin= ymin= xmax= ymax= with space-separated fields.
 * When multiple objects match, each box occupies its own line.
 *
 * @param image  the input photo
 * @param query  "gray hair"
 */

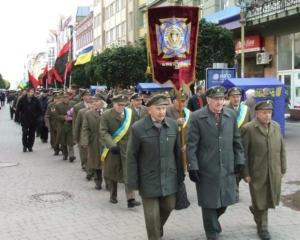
xmin=245 ymin=89 xmax=255 ymax=98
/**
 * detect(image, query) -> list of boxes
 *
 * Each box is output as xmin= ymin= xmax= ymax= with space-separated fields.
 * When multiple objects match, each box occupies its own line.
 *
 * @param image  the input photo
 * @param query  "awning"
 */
xmin=136 ymin=82 xmax=174 ymax=92
xmin=204 ymin=6 xmax=240 ymax=24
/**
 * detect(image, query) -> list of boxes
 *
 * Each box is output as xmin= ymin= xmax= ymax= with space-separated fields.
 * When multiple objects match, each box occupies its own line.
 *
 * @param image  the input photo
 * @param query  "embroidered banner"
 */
xmin=147 ymin=6 xmax=199 ymax=90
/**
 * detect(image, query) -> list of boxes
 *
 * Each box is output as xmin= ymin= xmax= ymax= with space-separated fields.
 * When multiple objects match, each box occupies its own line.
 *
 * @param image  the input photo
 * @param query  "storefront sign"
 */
xmin=235 ymin=35 xmax=261 ymax=54
xmin=206 ymin=68 xmax=236 ymax=88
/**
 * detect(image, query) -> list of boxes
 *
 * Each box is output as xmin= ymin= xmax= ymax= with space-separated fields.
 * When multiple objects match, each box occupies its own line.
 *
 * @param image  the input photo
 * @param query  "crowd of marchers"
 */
xmin=3 ymin=84 xmax=286 ymax=240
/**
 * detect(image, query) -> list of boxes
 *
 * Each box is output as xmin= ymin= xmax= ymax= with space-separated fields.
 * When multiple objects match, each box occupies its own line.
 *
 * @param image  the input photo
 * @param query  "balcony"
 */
xmin=246 ymin=0 xmax=300 ymax=25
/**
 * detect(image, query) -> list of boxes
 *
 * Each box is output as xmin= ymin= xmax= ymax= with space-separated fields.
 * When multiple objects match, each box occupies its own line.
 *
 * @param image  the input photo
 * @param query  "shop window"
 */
xmin=294 ymin=33 xmax=300 ymax=69
xmin=278 ymin=34 xmax=293 ymax=70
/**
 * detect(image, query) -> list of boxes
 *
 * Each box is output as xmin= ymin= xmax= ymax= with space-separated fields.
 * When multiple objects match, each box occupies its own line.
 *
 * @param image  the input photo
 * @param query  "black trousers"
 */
xmin=39 ymin=125 xmax=49 ymax=142
xmin=22 ymin=126 xmax=36 ymax=148
xmin=9 ymin=107 xmax=15 ymax=120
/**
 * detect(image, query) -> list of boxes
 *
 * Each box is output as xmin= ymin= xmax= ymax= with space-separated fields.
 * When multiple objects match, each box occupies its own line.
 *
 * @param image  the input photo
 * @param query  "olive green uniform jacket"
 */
xmin=130 ymin=105 xmax=148 ymax=122
xmin=53 ymin=102 xmax=71 ymax=146
xmin=226 ymin=103 xmax=251 ymax=128
xmin=81 ymin=109 xmax=102 ymax=170
xmin=74 ymin=107 xmax=89 ymax=145
xmin=241 ymin=119 xmax=287 ymax=210
xmin=126 ymin=115 xmax=184 ymax=198
xmin=72 ymin=101 xmax=86 ymax=139
xmin=166 ymin=105 xmax=190 ymax=139
xmin=99 ymin=108 xmax=134 ymax=182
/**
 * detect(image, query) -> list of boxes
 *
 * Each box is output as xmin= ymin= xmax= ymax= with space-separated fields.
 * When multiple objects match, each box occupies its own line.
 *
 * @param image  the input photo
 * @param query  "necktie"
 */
xmin=215 ymin=113 xmax=220 ymax=126
xmin=198 ymin=96 xmax=203 ymax=108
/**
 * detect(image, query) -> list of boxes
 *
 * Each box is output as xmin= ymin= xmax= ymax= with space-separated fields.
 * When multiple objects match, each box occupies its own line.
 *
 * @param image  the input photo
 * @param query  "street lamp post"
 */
xmin=240 ymin=4 xmax=246 ymax=78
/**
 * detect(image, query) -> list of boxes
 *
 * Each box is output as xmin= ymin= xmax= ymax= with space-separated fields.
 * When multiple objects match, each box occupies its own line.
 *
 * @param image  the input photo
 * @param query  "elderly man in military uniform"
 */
xmin=99 ymin=94 xmax=141 ymax=208
xmin=127 ymin=94 xmax=184 ymax=240
xmin=53 ymin=93 xmax=75 ymax=161
xmin=187 ymin=86 xmax=245 ymax=240
xmin=73 ymin=91 xmax=92 ymax=170
xmin=129 ymin=93 xmax=148 ymax=121
xmin=45 ymin=92 xmax=62 ymax=155
xmin=241 ymin=100 xmax=286 ymax=240
xmin=226 ymin=87 xmax=251 ymax=128
xmin=226 ymin=87 xmax=251 ymax=201
xmin=81 ymin=96 xmax=105 ymax=190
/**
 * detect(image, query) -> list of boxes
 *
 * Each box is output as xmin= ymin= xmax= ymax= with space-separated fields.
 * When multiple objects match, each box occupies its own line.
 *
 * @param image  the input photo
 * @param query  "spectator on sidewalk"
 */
xmin=187 ymin=85 xmax=207 ymax=112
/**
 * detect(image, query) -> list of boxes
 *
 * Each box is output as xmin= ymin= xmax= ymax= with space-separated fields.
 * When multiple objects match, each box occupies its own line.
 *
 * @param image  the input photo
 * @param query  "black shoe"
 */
xmin=95 ymin=184 xmax=102 ymax=190
xmin=23 ymin=147 xmax=27 ymax=152
xmin=54 ymin=151 xmax=59 ymax=156
xmin=110 ymin=198 xmax=118 ymax=204
xmin=127 ymin=199 xmax=141 ymax=208
xmin=28 ymin=148 xmax=33 ymax=152
xmin=258 ymin=230 xmax=271 ymax=240
xmin=63 ymin=155 xmax=68 ymax=160
xmin=249 ymin=205 xmax=254 ymax=214
xmin=69 ymin=156 xmax=76 ymax=162
xmin=86 ymin=173 xmax=93 ymax=181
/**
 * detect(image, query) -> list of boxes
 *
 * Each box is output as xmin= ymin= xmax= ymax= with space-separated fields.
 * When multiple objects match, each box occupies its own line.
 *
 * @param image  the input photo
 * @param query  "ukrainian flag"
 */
xmin=75 ymin=46 xmax=93 ymax=65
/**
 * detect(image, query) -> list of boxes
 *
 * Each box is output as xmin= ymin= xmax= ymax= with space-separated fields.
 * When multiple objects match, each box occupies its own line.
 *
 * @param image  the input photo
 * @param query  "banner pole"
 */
xmin=176 ymin=87 xmax=187 ymax=172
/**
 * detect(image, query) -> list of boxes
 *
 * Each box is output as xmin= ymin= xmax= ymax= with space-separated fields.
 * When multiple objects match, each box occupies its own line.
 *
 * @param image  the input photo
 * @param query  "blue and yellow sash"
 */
xmin=179 ymin=107 xmax=190 ymax=131
xmin=237 ymin=103 xmax=248 ymax=128
xmin=101 ymin=108 xmax=133 ymax=161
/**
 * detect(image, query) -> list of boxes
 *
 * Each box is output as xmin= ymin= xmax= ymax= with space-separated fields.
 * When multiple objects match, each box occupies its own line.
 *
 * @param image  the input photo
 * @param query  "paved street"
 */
xmin=0 ymin=104 xmax=300 ymax=240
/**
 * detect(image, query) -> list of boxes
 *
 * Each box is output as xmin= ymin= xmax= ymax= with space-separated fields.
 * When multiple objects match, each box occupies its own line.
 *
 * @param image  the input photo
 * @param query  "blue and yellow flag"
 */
xmin=75 ymin=46 xmax=93 ymax=65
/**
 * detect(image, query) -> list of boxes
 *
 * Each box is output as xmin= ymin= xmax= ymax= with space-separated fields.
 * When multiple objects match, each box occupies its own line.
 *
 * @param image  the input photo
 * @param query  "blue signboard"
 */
xmin=206 ymin=68 xmax=236 ymax=89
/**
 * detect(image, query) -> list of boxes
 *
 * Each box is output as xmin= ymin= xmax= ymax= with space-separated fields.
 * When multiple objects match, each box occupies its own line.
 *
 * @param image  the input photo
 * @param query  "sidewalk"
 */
xmin=0 ymin=105 xmax=299 ymax=240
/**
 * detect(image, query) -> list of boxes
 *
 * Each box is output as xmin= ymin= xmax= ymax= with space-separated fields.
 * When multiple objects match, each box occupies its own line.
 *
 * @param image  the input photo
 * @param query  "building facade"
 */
xmin=238 ymin=0 xmax=300 ymax=118
xmin=75 ymin=9 xmax=94 ymax=56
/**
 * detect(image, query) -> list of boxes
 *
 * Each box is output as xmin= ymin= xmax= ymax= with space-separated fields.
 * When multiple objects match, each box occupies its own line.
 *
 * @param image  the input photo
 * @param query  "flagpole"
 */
xmin=68 ymin=25 xmax=73 ymax=89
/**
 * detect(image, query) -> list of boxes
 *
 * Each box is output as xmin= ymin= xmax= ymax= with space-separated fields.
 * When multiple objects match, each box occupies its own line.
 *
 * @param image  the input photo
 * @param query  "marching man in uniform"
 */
xmin=99 ymin=94 xmax=141 ymax=208
xmin=241 ymin=100 xmax=286 ymax=240
xmin=127 ymin=94 xmax=184 ymax=240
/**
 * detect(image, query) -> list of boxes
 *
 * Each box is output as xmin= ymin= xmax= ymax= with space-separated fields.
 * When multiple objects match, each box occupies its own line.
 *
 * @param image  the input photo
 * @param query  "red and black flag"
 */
xmin=64 ymin=61 xmax=73 ymax=82
xmin=54 ymin=41 xmax=71 ymax=81
xmin=28 ymin=71 xmax=40 ymax=89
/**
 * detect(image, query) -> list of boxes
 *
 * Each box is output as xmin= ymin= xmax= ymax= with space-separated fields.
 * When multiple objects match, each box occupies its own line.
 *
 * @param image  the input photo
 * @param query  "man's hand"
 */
xmin=110 ymin=145 xmax=120 ymax=154
xmin=181 ymin=144 xmax=186 ymax=153
xmin=188 ymin=170 xmax=201 ymax=183
xmin=177 ymin=118 xmax=185 ymax=126
xmin=243 ymin=176 xmax=251 ymax=183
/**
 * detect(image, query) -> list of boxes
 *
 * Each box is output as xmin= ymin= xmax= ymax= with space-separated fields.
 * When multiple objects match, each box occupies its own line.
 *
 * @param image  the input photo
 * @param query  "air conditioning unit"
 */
xmin=256 ymin=52 xmax=272 ymax=65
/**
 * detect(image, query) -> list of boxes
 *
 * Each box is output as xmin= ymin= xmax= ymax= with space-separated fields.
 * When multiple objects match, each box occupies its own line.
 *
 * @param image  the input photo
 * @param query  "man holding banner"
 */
xmin=146 ymin=5 xmax=199 ymax=240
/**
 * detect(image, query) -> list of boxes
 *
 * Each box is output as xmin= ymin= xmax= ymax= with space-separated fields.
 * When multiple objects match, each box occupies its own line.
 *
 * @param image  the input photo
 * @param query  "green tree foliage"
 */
xmin=0 ymin=73 xmax=10 ymax=89
xmin=72 ymin=43 xmax=147 ymax=88
xmin=196 ymin=19 xmax=235 ymax=80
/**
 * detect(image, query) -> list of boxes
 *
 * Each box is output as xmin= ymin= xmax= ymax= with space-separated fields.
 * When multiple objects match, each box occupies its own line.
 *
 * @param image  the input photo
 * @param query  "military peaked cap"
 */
xmin=255 ymin=100 xmax=274 ymax=110
xmin=206 ymin=86 xmax=225 ymax=98
xmin=146 ymin=94 xmax=169 ymax=107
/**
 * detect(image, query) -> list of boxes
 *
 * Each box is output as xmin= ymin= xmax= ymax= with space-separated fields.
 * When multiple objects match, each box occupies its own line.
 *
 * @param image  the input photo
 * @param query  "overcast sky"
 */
xmin=0 ymin=0 xmax=92 ymax=88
